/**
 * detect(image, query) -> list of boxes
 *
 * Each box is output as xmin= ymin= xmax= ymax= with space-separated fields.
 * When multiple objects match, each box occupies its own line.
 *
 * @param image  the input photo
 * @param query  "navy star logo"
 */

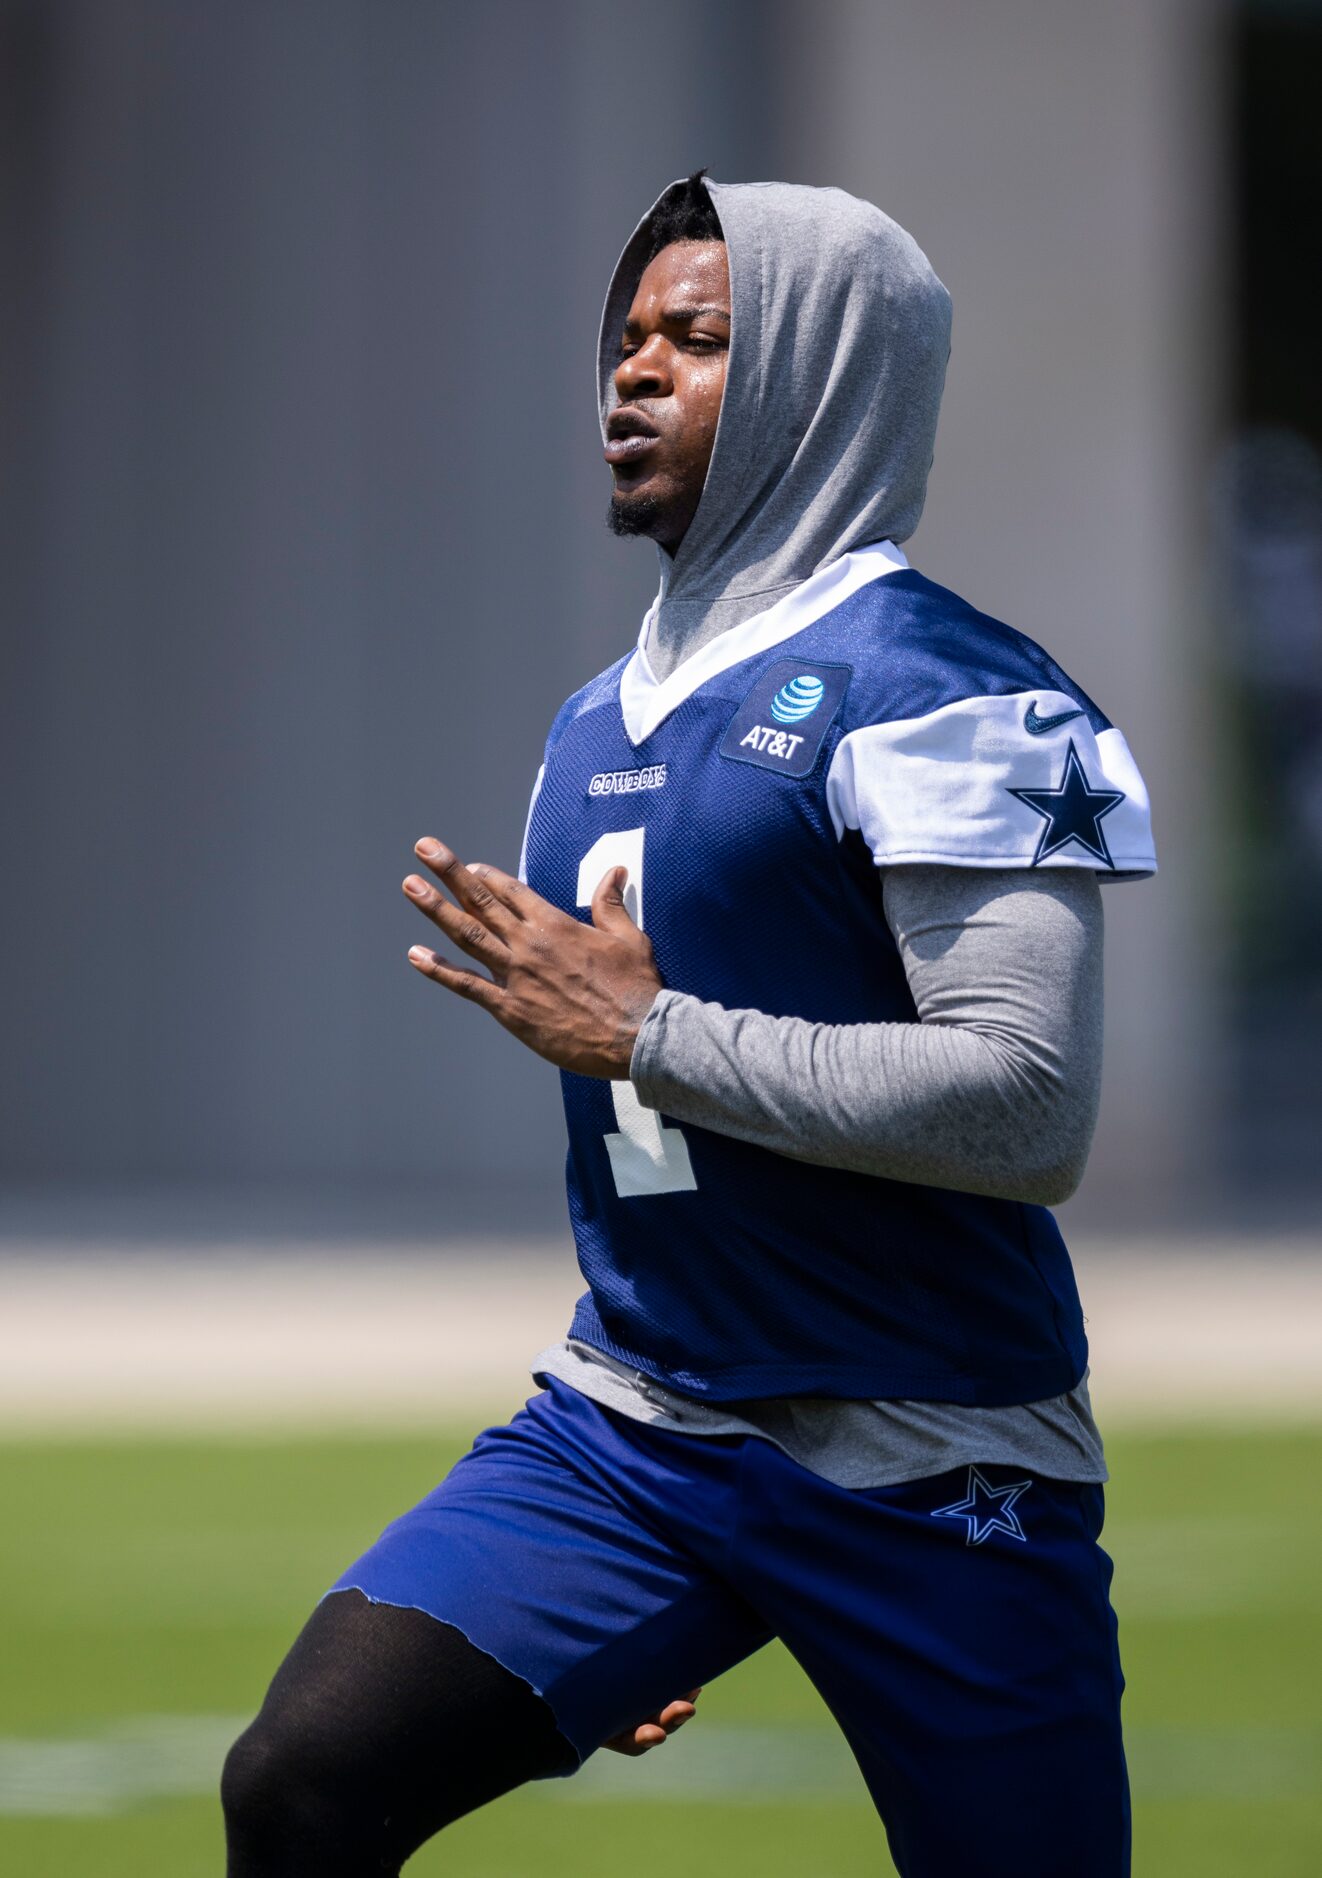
xmin=1008 ymin=739 xmax=1125 ymax=868
xmin=932 ymin=1466 xmax=1033 ymax=1546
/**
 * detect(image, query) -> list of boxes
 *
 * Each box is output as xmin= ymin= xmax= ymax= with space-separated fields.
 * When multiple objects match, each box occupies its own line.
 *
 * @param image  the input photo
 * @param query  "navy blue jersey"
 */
xmin=521 ymin=546 xmax=1155 ymax=1406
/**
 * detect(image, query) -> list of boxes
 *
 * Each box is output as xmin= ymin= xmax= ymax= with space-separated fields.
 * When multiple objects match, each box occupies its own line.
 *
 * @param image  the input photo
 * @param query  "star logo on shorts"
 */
xmin=932 ymin=1466 xmax=1033 ymax=1546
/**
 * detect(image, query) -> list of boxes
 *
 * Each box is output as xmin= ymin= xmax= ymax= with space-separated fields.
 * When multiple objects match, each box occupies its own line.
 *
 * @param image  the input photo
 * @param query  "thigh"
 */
xmin=736 ymin=1452 xmax=1129 ymax=1878
xmin=224 ymin=1589 xmax=574 ymax=1875
xmin=331 ymin=1381 xmax=773 ymax=1765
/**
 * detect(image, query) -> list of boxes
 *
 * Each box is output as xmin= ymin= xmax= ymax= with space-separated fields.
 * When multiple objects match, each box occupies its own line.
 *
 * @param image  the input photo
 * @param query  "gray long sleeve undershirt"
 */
xmin=535 ymin=865 xmax=1108 ymax=1489
xmin=630 ymin=865 xmax=1104 ymax=1207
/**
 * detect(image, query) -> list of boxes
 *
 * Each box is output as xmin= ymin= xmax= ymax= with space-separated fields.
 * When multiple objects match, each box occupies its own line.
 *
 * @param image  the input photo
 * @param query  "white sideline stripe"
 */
xmin=0 ymin=1717 xmax=1318 ymax=1816
xmin=0 ymin=1717 xmax=245 ymax=1817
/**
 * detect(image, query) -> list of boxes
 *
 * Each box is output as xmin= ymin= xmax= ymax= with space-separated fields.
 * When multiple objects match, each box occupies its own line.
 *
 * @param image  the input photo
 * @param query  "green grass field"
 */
xmin=1 ymin=1425 xmax=1318 ymax=1876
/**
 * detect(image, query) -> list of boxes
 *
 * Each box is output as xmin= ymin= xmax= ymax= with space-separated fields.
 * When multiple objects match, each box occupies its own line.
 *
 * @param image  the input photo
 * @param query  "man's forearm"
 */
xmin=630 ymin=866 xmax=1103 ymax=1205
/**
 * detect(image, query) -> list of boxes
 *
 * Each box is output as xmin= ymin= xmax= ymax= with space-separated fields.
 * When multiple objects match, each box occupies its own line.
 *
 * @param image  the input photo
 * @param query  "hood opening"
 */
xmin=598 ymin=177 xmax=952 ymax=676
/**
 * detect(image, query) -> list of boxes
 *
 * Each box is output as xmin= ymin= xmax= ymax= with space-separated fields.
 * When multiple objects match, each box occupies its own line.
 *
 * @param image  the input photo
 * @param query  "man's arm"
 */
xmin=401 ymin=845 xmax=1102 ymax=1207
xmin=629 ymin=866 xmax=1103 ymax=1206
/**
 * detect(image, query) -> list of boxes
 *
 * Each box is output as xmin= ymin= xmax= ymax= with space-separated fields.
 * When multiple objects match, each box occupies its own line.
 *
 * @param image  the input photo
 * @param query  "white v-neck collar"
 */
xmin=617 ymin=541 xmax=909 ymax=748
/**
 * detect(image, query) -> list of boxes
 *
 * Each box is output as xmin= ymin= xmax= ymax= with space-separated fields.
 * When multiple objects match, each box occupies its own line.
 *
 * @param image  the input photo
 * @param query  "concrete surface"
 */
xmin=2 ymin=1236 xmax=1318 ymax=1434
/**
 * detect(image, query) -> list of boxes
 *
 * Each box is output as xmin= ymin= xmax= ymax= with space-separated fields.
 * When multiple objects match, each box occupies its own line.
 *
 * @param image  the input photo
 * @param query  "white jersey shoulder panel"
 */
xmin=825 ymin=690 xmax=1156 ymax=879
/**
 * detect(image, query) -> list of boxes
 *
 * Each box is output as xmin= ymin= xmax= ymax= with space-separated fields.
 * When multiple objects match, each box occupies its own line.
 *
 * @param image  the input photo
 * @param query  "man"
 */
xmin=223 ymin=174 xmax=1154 ymax=1876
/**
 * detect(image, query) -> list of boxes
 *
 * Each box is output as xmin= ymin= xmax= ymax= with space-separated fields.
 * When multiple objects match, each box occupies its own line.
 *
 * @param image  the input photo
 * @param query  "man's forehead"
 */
xmin=629 ymin=240 xmax=730 ymax=315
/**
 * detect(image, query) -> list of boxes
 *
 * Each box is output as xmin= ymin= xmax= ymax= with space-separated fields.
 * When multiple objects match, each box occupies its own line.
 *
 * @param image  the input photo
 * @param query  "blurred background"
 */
xmin=0 ymin=2 xmax=1319 ymax=1874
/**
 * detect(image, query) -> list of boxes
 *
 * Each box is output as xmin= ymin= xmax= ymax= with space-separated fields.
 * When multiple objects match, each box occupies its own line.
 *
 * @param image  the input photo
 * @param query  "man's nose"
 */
xmin=614 ymin=334 xmax=672 ymax=402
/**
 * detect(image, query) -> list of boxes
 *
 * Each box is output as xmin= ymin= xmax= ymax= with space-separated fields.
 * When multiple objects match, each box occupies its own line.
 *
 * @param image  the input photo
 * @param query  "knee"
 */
xmin=221 ymin=1713 xmax=332 ymax=1850
xmin=220 ymin=1717 xmax=278 ymax=1828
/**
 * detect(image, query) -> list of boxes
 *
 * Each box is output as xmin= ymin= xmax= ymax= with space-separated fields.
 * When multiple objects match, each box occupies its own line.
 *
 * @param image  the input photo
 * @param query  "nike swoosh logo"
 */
xmin=1024 ymin=701 xmax=1086 ymax=736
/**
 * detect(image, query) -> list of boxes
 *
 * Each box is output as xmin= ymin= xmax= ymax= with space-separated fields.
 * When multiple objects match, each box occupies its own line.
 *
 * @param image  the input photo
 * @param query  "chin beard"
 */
xmin=606 ymin=488 xmax=667 ymax=539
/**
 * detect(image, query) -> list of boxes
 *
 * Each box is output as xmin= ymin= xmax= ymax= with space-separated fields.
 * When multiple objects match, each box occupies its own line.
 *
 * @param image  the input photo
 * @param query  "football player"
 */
xmin=224 ymin=173 xmax=1154 ymax=1878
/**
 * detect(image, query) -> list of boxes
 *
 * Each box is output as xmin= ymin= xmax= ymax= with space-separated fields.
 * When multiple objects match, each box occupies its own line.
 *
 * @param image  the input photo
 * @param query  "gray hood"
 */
xmin=598 ymin=179 xmax=952 ymax=677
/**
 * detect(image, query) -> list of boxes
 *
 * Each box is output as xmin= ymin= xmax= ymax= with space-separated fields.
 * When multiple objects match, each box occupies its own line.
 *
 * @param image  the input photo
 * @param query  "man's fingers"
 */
xmin=601 ymin=1686 xmax=702 ymax=1755
xmin=464 ymin=861 xmax=533 ymax=918
xmin=406 ymin=945 xmax=499 ymax=1010
xmin=413 ymin=839 xmax=518 ymax=933
xmin=590 ymin=866 xmax=639 ymax=934
xmin=604 ymin=1721 xmax=667 ymax=1757
xmin=403 ymin=876 xmax=509 ymax=975
xmin=415 ymin=837 xmax=533 ymax=931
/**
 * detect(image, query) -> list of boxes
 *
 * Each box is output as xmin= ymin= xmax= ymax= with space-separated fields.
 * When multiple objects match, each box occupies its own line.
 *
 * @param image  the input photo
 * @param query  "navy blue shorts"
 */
xmin=332 ymin=1377 xmax=1129 ymax=1877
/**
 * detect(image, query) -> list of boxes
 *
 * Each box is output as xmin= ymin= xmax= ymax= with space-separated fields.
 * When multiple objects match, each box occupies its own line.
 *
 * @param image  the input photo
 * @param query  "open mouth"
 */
xmin=605 ymin=409 xmax=661 ymax=467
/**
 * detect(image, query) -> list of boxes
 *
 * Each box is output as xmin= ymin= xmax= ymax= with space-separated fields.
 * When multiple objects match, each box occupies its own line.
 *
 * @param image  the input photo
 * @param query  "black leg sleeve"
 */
xmin=222 ymin=1587 xmax=576 ymax=1876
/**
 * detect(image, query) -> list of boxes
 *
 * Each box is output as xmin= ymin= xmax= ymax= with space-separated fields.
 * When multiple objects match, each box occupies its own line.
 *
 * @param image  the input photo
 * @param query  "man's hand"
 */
xmin=403 ymin=838 xmax=663 ymax=1079
xmin=603 ymin=1690 xmax=701 ymax=1756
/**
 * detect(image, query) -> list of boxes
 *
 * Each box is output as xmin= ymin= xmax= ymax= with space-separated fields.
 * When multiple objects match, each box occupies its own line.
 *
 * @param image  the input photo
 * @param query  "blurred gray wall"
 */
xmin=1 ymin=0 xmax=1220 ymax=1229
xmin=778 ymin=0 xmax=1224 ymax=1225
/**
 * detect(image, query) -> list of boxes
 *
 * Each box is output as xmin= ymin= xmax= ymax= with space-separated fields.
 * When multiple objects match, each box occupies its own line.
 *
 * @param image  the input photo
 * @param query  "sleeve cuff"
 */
xmin=629 ymin=987 xmax=693 ymax=1108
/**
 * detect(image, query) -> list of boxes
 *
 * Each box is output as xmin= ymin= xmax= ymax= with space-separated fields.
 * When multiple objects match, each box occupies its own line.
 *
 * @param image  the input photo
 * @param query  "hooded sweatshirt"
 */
xmin=598 ymin=179 xmax=952 ymax=677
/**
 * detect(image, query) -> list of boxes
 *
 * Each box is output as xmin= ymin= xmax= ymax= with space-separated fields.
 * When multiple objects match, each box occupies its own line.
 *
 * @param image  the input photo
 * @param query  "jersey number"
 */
xmin=576 ymin=828 xmax=698 ymax=1198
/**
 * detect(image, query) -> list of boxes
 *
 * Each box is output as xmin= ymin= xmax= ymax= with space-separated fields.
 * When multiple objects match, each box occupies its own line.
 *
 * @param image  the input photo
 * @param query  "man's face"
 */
xmin=605 ymin=239 xmax=730 ymax=553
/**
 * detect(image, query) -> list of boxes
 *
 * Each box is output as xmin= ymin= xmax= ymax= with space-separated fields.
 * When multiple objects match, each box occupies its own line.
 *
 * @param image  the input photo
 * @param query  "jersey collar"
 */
xmin=618 ymin=541 xmax=908 ymax=748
